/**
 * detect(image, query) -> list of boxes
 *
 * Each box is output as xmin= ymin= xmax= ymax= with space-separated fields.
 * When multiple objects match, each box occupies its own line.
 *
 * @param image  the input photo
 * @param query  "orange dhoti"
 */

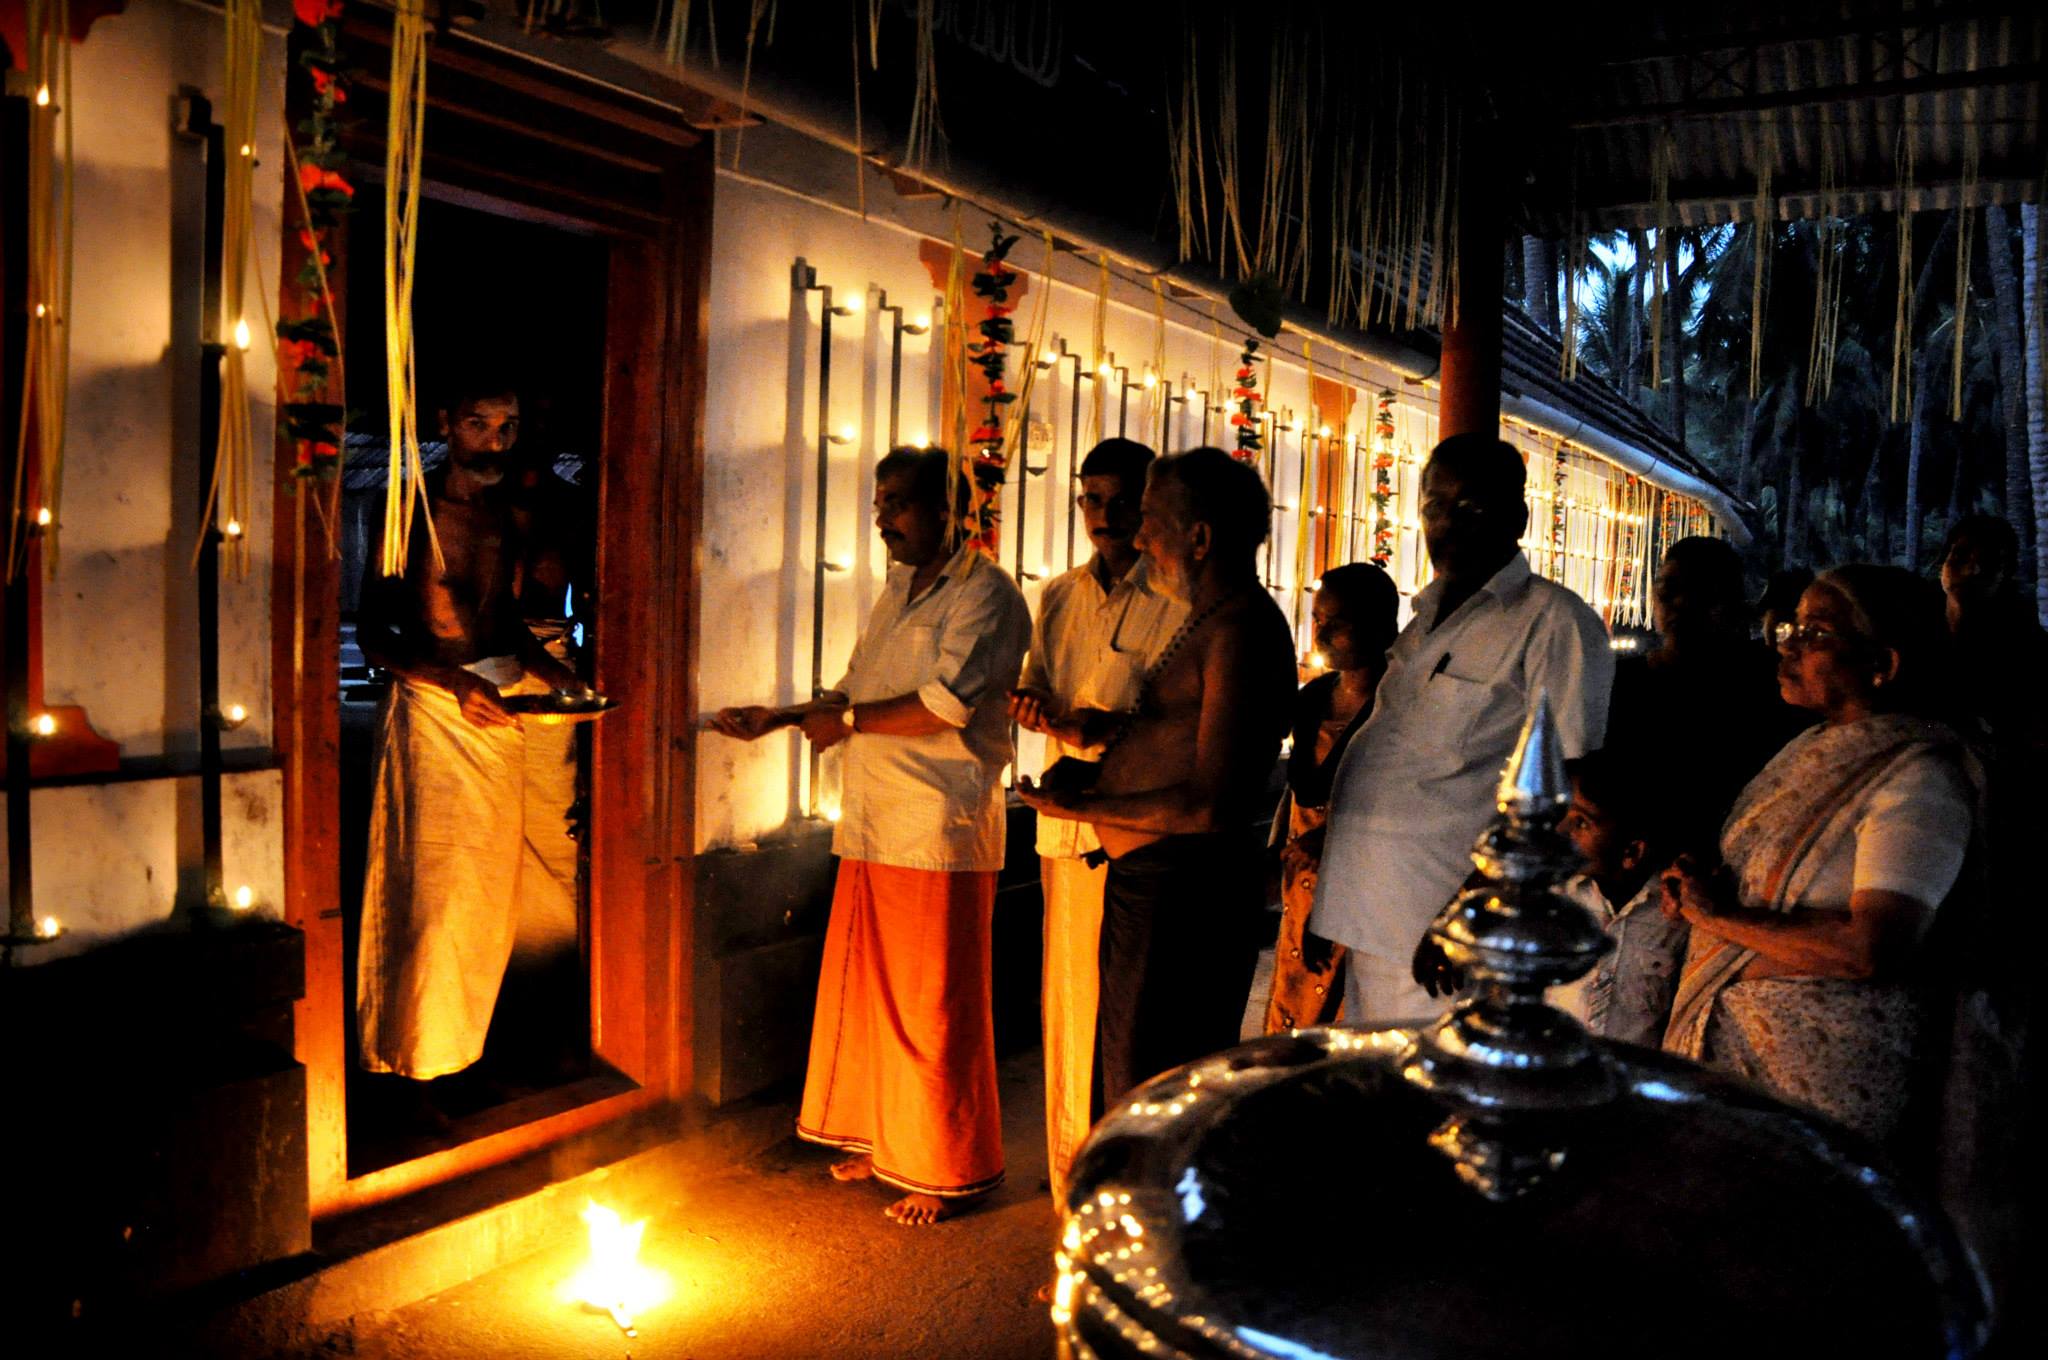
xmin=796 ymin=860 xmax=1004 ymax=1198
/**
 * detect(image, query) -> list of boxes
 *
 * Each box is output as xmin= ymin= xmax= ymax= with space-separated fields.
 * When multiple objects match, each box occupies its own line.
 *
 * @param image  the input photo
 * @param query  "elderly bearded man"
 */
xmin=1009 ymin=438 xmax=1184 ymax=1204
xmin=1310 ymin=433 xmax=1614 ymax=1023
xmin=1019 ymin=447 xmax=1296 ymax=1106
xmin=712 ymin=446 xmax=1030 ymax=1226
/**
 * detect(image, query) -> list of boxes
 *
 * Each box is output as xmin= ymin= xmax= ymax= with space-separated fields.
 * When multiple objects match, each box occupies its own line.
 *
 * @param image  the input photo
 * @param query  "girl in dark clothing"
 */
xmin=1264 ymin=562 xmax=1399 ymax=1032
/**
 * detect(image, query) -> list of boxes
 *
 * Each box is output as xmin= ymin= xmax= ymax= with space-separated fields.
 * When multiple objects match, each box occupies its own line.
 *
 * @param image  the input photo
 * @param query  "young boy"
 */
xmin=1553 ymin=749 xmax=1688 ymax=1047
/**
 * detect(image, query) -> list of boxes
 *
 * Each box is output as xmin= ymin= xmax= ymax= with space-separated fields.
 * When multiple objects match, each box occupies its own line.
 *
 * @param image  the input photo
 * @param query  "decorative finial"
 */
xmin=1497 ymin=689 xmax=1570 ymax=818
xmin=1398 ymin=696 xmax=1618 ymax=1200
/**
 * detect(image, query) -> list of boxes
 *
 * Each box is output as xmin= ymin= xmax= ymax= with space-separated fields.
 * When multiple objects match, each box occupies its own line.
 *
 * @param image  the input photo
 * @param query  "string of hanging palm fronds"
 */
xmin=1950 ymin=119 xmax=1979 ymax=423
xmin=1163 ymin=9 xmax=1458 ymax=336
xmin=1150 ymin=278 xmax=1170 ymax=448
xmin=8 ymin=0 xmax=73 ymax=584
xmin=1749 ymin=116 xmax=1776 ymax=403
xmin=1889 ymin=128 xmax=1914 ymax=423
xmin=1088 ymin=254 xmax=1109 ymax=444
xmin=902 ymin=0 xmax=943 ymax=173
xmin=996 ymin=231 xmax=1055 ymax=473
xmin=1292 ymin=340 xmax=1317 ymax=609
xmin=1804 ymin=127 xmax=1847 ymax=406
xmin=1648 ymin=134 xmax=1672 ymax=394
xmin=380 ymin=0 xmax=441 ymax=579
xmin=196 ymin=0 xmax=263 ymax=578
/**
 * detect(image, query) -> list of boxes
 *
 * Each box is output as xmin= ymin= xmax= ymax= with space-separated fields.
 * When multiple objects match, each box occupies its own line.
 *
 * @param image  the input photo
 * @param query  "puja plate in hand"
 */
xmin=501 ymin=691 xmax=617 ymax=725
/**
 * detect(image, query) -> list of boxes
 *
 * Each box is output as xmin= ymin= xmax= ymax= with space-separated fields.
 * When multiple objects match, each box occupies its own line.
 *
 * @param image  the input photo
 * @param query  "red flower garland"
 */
xmin=277 ymin=0 xmax=351 ymax=478
xmin=1229 ymin=337 xmax=1263 ymax=460
xmin=963 ymin=221 xmax=1021 ymax=553
xmin=1369 ymin=388 xmax=1395 ymax=565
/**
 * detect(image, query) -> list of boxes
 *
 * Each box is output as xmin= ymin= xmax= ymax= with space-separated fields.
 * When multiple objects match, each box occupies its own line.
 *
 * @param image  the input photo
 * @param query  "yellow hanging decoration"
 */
xmin=9 ymin=0 xmax=74 ymax=583
xmin=1749 ymin=116 xmax=1776 ymax=403
xmin=1950 ymin=111 xmax=1979 ymax=424
xmin=380 ymin=0 xmax=440 ymax=578
xmin=944 ymin=202 xmax=968 ymax=508
xmin=1088 ymin=253 xmax=1110 ymax=444
xmin=1293 ymin=339 xmax=1317 ymax=605
xmin=1648 ymin=134 xmax=1672 ymax=395
xmin=998 ymin=231 xmax=1056 ymax=469
xmin=1150 ymin=278 xmax=1169 ymax=449
xmin=196 ymin=0 xmax=263 ymax=578
xmin=1889 ymin=128 xmax=1914 ymax=424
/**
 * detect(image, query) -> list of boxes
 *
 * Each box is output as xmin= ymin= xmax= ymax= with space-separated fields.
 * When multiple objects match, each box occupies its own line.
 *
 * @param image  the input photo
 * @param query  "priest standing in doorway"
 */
xmin=711 ymin=445 xmax=1031 ymax=1226
xmin=355 ymin=365 xmax=587 ymax=1084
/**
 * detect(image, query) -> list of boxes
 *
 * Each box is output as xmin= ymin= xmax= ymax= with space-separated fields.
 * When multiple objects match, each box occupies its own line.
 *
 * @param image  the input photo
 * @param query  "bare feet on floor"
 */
xmin=883 ymin=1192 xmax=952 ymax=1226
xmin=829 ymin=1154 xmax=875 ymax=1182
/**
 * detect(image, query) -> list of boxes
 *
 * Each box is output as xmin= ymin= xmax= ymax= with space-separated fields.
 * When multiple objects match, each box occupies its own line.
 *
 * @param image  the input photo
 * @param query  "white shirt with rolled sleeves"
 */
xmin=830 ymin=542 xmax=1033 ymax=873
xmin=1310 ymin=553 xmax=1614 ymax=961
xmin=1018 ymin=556 xmax=1187 ymax=859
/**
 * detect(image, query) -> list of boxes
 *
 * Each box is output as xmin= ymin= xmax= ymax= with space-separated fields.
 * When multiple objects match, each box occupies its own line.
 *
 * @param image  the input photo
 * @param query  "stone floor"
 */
xmin=293 ymin=944 xmax=1284 ymax=1360
xmin=311 ymin=1051 xmax=1062 ymax=1360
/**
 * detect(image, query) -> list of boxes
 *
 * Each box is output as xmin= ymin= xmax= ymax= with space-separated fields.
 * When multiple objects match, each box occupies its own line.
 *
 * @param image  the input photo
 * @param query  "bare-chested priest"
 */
xmin=1018 ymin=446 xmax=1297 ymax=1105
xmin=355 ymin=367 xmax=586 ymax=1084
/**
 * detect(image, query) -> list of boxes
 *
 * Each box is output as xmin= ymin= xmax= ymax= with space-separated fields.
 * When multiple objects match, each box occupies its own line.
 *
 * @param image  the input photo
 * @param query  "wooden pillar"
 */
xmin=1439 ymin=117 xmax=1504 ymax=441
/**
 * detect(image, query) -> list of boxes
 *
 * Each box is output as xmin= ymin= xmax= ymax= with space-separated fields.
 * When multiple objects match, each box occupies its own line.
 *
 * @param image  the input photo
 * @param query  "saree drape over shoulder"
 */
xmin=1663 ymin=714 xmax=1978 ymax=1144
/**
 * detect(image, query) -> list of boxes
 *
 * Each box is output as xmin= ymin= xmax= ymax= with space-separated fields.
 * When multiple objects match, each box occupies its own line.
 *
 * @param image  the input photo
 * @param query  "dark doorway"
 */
xmin=338 ymin=189 xmax=610 ymax=1176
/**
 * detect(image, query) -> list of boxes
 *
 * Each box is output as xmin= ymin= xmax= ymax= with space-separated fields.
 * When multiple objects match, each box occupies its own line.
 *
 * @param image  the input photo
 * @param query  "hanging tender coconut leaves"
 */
xmin=1228 ymin=273 xmax=1286 ymax=339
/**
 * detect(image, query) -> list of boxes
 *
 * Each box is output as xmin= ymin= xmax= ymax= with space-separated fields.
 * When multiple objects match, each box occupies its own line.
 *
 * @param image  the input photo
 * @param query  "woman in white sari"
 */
xmin=1661 ymin=565 xmax=1978 ymax=1146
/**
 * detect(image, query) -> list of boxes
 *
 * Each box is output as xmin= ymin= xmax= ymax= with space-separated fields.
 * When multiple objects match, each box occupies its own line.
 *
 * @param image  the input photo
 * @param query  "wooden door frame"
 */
xmin=274 ymin=84 xmax=711 ymax=1221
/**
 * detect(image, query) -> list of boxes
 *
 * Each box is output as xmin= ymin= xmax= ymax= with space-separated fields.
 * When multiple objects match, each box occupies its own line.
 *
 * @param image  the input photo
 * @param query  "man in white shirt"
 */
xmin=711 ymin=446 xmax=1030 ymax=1226
xmin=1311 ymin=434 xmax=1614 ymax=1023
xmin=1008 ymin=439 xmax=1184 ymax=1206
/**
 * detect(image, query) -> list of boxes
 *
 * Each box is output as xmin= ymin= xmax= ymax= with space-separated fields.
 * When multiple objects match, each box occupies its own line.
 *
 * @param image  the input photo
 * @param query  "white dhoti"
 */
xmin=357 ymin=658 xmax=579 ymax=1079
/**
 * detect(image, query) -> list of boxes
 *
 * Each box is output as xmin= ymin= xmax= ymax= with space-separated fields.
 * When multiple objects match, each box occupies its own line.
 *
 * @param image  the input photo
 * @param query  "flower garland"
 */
xmin=963 ymin=220 xmax=1019 ymax=553
xmin=1550 ymin=443 xmax=1569 ymax=571
xmin=277 ymin=0 xmax=351 ymax=480
xmin=1369 ymin=387 xmax=1395 ymax=564
xmin=1228 ymin=337 xmax=1263 ymax=460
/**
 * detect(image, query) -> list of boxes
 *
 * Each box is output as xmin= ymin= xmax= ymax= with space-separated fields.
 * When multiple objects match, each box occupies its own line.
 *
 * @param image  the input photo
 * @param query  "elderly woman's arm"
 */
xmin=1669 ymin=874 xmax=1931 ymax=979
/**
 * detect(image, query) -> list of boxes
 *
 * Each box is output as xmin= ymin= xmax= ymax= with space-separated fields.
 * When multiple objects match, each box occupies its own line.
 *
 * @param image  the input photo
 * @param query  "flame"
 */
xmin=233 ymin=317 xmax=252 ymax=351
xmin=565 ymin=1201 xmax=666 ymax=1336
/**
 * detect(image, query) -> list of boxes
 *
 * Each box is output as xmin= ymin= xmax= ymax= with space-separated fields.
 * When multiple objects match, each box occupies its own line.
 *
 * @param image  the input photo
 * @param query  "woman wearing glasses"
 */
xmin=1660 ymin=565 xmax=1979 ymax=1148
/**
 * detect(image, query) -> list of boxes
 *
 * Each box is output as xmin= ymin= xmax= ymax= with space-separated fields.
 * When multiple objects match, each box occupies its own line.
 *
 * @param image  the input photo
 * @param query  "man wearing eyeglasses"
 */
xmin=1007 ymin=438 xmax=1184 ymax=1206
xmin=1310 ymin=433 xmax=1614 ymax=1023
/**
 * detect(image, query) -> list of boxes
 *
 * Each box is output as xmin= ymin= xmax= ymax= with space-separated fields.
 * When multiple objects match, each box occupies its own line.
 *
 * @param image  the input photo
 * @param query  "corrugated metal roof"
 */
xmin=1519 ymin=2 xmax=2042 ymax=231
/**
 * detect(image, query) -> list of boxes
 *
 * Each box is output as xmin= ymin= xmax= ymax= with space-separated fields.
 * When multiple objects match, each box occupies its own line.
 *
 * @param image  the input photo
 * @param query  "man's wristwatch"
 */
xmin=840 ymin=704 xmax=857 ymax=732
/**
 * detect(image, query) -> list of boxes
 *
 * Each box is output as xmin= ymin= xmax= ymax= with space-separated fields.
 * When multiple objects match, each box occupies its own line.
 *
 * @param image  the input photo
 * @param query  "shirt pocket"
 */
xmin=872 ymin=622 xmax=944 ymax=696
xmin=1407 ymin=671 xmax=1506 ymax=769
xmin=1074 ymin=650 xmax=1148 ymax=714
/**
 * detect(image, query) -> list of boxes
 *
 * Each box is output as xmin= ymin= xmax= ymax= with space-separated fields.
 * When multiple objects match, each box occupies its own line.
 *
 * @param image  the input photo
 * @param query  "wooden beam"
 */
xmin=344 ymin=14 xmax=706 ymax=150
xmin=354 ymin=70 xmax=666 ymax=176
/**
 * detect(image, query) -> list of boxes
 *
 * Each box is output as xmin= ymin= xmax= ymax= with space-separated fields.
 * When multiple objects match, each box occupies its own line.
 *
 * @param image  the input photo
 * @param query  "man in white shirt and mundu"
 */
xmin=1311 ymin=433 xmax=1615 ymax=1022
xmin=711 ymin=446 xmax=1030 ymax=1226
xmin=1008 ymin=438 xmax=1184 ymax=1206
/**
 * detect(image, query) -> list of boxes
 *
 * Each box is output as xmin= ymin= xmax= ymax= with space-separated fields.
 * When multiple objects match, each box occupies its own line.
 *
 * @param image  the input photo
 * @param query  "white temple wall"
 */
xmin=12 ymin=0 xmax=289 ymax=954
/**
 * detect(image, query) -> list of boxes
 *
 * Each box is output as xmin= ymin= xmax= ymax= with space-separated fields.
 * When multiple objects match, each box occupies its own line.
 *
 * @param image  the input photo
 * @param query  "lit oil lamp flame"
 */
xmin=232 ymin=884 xmax=255 ymax=911
xmin=31 ymin=713 xmax=57 ymax=738
xmin=567 ymin=1201 xmax=664 ymax=1337
xmin=233 ymin=317 xmax=252 ymax=351
xmin=36 ymin=915 xmax=61 ymax=939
